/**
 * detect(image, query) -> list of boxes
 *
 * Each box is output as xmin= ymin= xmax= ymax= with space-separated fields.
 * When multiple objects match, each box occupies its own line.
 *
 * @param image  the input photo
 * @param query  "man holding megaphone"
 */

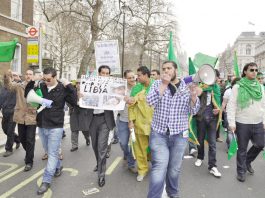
xmin=146 ymin=60 xmax=202 ymax=198
xmin=25 ymin=67 xmax=77 ymax=195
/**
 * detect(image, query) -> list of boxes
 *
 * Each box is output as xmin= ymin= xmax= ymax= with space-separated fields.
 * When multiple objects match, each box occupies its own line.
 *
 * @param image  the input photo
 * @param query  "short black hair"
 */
xmin=137 ymin=66 xmax=150 ymax=78
xmin=215 ymin=69 xmax=220 ymax=78
xmin=43 ymin=67 xmax=57 ymax=77
xmin=151 ymin=69 xmax=160 ymax=75
xmin=242 ymin=62 xmax=258 ymax=77
xmin=231 ymin=77 xmax=241 ymax=87
xmin=123 ymin=69 xmax=133 ymax=78
xmin=98 ymin=65 xmax=111 ymax=74
xmin=162 ymin=60 xmax=178 ymax=69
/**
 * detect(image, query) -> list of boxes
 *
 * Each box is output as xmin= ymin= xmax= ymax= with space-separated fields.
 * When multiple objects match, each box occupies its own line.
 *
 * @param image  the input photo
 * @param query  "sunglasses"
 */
xmin=249 ymin=69 xmax=258 ymax=72
xmin=43 ymin=78 xmax=52 ymax=82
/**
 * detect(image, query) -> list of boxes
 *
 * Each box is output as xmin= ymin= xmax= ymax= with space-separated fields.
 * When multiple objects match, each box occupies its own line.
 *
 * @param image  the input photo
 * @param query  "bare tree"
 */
xmin=38 ymin=0 xmax=179 ymax=75
xmin=127 ymin=0 xmax=177 ymax=66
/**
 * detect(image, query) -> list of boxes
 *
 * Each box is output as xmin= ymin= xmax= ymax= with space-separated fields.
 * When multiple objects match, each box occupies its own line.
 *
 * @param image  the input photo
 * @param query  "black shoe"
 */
xmin=112 ymin=139 xmax=119 ymax=144
xmin=16 ymin=142 xmax=20 ymax=149
xmin=54 ymin=166 xmax=63 ymax=177
xmin=62 ymin=131 xmax=66 ymax=139
xmin=93 ymin=165 xmax=98 ymax=172
xmin=37 ymin=182 xmax=50 ymax=195
xmin=106 ymin=152 xmax=110 ymax=158
xmin=24 ymin=164 xmax=33 ymax=172
xmin=3 ymin=151 xmax=13 ymax=157
xmin=237 ymin=174 xmax=246 ymax=182
xmin=98 ymin=177 xmax=105 ymax=187
xmin=86 ymin=139 xmax=90 ymax=146
xmin=246 ymin=163 xmax=254 ymax=174
xmin=70 ymin=147 xmax=78 ymax=152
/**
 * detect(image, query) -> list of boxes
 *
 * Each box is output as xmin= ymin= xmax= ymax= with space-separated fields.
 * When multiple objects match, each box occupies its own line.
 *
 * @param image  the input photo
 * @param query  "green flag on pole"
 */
xmin=188 ymin=57 xmax=196 ymax=75
xmin=0 ymin=39 xmax=18 ymax=62
xmin=168 ymin=32 xmax=182 ymax=76
xmin=234 ymin=51 xmax=240 ymax=78
xmin=193 ymin=52 xmax=218 ymax=69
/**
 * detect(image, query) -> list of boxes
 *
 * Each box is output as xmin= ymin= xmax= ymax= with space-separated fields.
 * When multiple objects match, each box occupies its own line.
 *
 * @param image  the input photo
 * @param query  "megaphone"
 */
xmin=184 ymin=64 xmax=216 ymax=85
xmin=27 ymin=90 xmax=43 ymax=104
xmin=26 ymin=90 xmax=46 ymax=113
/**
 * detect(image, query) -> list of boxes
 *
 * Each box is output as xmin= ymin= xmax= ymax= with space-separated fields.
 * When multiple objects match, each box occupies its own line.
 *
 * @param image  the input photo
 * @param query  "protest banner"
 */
xmin=79 ymin=75 xmax=127 ymax=110
xmin=94 ymin=40 xmax=120 ymax=75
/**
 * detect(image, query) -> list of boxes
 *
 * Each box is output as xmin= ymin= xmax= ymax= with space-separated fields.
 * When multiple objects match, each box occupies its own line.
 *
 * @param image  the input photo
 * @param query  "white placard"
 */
xmin=94 ymin=40 xmax=121 ymax=75
xmin=79 ymin=75 xmax=127 ymax=110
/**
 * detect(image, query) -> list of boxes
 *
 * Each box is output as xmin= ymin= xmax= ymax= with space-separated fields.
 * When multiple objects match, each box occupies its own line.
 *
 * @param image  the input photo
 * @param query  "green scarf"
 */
xmin=237 ymin=77 xmax=262 ymax=109
xmin=130 ymin=79 xmax=154 ymax=97
xmin=200 ymin=83 xmax=221 ymax=108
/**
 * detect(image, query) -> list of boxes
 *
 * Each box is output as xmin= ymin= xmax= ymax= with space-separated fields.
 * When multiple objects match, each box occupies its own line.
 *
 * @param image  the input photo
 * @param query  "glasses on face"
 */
xmin=257 ymin=77 xmax=264 ymax=80
xmin=43 ymin=78 xmax=52 ymax=82
xmin=249 ymin=69 xmax=258 ymax=72
xmin=126 ymin=76 xmax=135 ymax=80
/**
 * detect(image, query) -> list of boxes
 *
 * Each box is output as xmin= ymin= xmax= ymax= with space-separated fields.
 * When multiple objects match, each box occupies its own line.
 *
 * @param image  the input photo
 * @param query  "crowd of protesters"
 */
xmin=1 ymin=61 xmax=264 ymax=197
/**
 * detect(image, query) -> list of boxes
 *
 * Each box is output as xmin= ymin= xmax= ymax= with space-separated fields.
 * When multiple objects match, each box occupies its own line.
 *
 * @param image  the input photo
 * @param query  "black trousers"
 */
xmin=197 ymin=117 xmax=218 ymax=169
xmin=18 ymin=124 xmax=37 ymax=165
xmin=2 ymin=113 xmax=19 ymax=152
xmin=90 ymin=116 xmax=110 ymax=178
xmin=236 ymin=122 xmax=264 ymax=175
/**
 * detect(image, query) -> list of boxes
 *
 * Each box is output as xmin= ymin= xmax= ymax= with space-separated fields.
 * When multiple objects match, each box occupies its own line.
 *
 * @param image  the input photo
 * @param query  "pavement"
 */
xmin=0 ymin=128 xmax=264 ymax=198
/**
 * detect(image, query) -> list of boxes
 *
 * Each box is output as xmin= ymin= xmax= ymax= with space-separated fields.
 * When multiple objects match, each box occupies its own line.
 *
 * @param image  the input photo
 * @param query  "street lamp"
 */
xmin=120 ymin=2 xmax=132 ymax=77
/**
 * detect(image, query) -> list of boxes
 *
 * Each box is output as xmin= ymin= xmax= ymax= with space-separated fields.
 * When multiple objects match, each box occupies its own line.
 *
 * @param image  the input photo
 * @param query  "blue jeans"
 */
xmin=39 ymin=128 xmax=63 ymax=183
xmin=148 ymin=131 xmax=188 ymax=198
xmin=117 ymin=119 xmax=135 ymax=168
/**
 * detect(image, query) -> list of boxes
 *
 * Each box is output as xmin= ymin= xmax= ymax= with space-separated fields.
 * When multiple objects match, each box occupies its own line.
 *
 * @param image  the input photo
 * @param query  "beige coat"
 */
xmin=13 ymin=81 xmax=37 ymax=125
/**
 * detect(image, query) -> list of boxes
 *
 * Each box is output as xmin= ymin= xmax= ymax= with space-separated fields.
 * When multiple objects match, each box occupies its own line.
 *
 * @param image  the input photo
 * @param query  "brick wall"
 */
xmin=0 ymin=0 xmax=10 ymax=16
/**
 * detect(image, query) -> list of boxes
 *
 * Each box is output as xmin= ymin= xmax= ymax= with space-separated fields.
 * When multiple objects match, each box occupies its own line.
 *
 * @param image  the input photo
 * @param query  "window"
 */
xmin=11 ymin=44 xmax=22 ymax=74
xmin=246 ymin=44 xmax=251 ymax=55
xmin=11 ymin=0 xmax=22 ymax=21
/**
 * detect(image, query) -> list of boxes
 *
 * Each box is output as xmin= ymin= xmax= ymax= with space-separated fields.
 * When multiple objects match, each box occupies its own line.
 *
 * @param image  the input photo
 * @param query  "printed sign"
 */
xmin=79 ymin=75 xmax=127 ymax=110
xmin=94 ymin=40 xmax=120 ymax=75
xmin=27 ymin=38 xmax=39 ymax=63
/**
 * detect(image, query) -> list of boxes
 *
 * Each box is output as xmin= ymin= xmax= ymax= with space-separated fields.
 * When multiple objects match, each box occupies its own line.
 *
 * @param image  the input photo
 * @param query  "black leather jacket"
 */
xmin=25 ymin=81 xmax=77 ymax=128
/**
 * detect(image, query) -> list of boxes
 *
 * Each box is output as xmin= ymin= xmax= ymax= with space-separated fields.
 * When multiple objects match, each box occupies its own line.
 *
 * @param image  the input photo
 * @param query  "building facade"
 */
xmin=219 ymin=32 xmax=265 ymax=78
xmin=0 ymin=0 xmax=34 ymax=75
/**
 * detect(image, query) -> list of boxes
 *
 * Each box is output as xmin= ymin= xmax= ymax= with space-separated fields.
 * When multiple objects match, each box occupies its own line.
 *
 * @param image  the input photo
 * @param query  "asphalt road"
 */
xmin=0 ymin=128 xmax=264 ymax=198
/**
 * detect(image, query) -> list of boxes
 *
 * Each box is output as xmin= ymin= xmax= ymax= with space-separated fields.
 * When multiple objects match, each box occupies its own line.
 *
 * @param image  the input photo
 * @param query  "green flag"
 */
xmin=193 ymin=52 xmax=218 ymax=69
xmin=234 ymin=51 xmax=240 ymax=77
xmin=168 ymin=32 xmax=182 ymax=76
xmin=188 ymin=57 xmax=196 ymax=75
xmin=228 ymin=133 xmax=238 ymax=160
xmin=0 ymin=39 xmax=18 ymax=62
xmin=188 ymin=115 xmax=200 ymax=145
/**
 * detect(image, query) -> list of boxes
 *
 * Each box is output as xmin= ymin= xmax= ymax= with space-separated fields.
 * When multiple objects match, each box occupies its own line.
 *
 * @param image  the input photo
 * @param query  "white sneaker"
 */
xmin=190 ymin=148 xmax=198 ymax=156
xmin=136 ymin=174 xmax=145 ymax=182
xmin=209 ymin=167 xmax=222 ymax=178
xmin=195 ymin=159 xmax=203 ymax=167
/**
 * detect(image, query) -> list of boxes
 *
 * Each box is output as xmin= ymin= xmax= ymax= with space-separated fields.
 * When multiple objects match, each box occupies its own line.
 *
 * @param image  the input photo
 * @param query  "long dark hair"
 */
xmin=241 ymin=62 xmax=257 ymax=77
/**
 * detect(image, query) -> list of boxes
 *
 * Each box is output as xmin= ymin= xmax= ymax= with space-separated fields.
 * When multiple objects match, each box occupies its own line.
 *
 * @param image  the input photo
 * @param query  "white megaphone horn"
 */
xmin=26 ymin=90 xmax=46 ymax=113
xmin=184 ymin=64 xmax=216 ymax=85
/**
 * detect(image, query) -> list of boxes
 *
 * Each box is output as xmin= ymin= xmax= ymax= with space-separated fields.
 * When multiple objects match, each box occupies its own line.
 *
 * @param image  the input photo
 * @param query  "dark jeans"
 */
xmin=2 ymin=113 xmax=19 ymax=152
xmin=197 ymin=117 xmax=217 ymax=169
xmin=18 ymin=124 xmax=37 ymax=165
xmin=236 ymin=122 xmax=264 ymax=175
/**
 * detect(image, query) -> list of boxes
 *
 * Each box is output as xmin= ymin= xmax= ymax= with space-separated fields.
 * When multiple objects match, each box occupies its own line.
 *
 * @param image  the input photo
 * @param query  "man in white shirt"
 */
xmin=89 ymin=65 xmax=115 ymax=187
xmin=227 ymin=62 xmax=265 ymax=182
